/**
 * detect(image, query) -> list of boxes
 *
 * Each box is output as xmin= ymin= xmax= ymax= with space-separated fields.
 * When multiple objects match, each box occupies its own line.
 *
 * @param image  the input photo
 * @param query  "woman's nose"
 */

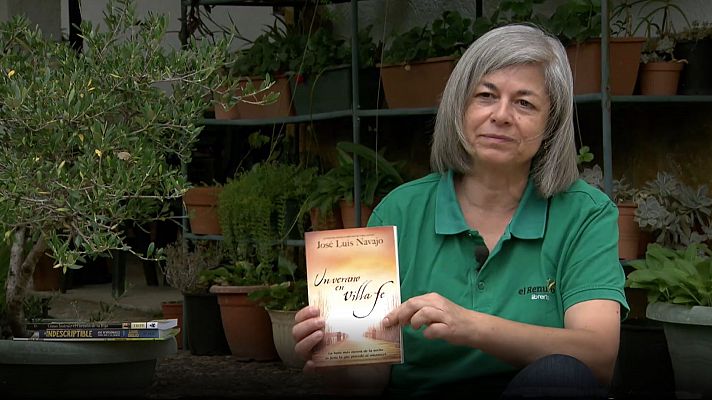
xmin=490 ymin=101 xmax=513 ymax=125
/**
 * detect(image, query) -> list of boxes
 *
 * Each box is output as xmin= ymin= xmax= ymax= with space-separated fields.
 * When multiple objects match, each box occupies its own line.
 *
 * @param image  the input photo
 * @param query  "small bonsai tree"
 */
xmin=0 ymin=1 xmax=236 ymax=337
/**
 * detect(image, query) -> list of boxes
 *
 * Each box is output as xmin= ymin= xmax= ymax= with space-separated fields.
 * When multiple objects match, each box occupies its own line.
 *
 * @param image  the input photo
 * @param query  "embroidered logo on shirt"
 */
xmin=518 ymin=278 xmax=556 ymax=301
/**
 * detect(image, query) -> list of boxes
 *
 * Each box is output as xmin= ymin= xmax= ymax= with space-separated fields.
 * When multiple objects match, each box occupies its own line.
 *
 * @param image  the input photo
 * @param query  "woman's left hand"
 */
xmin=382 ymin=292 xmax=477 ymax=347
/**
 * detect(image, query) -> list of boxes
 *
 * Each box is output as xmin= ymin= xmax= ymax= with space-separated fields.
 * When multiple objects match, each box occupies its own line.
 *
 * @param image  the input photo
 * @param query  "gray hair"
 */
xmin=430 ymin=23 xmax=578 ymax=198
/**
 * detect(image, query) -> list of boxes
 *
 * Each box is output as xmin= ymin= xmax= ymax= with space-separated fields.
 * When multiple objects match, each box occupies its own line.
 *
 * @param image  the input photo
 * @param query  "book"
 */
xmin=21 ymin=327 xmax=180 ymax=341
xmin=305 ymin=226 xmax=403 ymax=367
xmin=25 ymin=318 xmax=178 ymax=330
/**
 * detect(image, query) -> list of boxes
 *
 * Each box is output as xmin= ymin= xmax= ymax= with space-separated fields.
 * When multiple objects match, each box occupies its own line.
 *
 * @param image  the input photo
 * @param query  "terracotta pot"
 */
xmin=210 ymin=285 xmax=277 ymax=361
xmin=309 ymin=207 xmax=343 ymax=231
xmin=617 ymin=202 xmax=641 ymax=261
xmin=213 ymin=86 xmax=241 ymax=120
xmin=379 ymin=56 xmax=456 ymax=108
xmin=639 ymin=61 xmax=685 ymax=96
xmin=338 ymin=200 xmax=373 ymax=229
xmin=566 ymin=37 xmax=646 ymax=95
xmin=161 ymin=301 xmax=183 ymax=350
xmin=238 ymin=76 xmax=294 ymax=119
xmin=267 ymin=309 xmax=304 ymax=369
xmin=183 ymin=187 xmax=222 ymax=235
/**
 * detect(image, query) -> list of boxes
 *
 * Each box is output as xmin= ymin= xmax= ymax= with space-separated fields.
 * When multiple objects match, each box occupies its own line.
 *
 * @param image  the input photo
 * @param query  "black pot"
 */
xmin=675 ymin=39 xmax=712 ymax=95
xmin=183 ymin=293 xmax=231 ymax=356
xmin=610 ymin=319 xmax=675 ymax=399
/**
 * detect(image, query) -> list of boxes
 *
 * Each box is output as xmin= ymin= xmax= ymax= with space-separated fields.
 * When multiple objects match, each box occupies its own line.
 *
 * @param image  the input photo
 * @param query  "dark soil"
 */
xmin=147 ymin=351 xmax=328 ymax=399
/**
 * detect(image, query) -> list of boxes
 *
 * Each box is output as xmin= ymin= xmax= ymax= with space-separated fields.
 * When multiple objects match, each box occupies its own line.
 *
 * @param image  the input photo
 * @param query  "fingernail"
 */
xmin=382 ymin=317 xmax=390 ymax=326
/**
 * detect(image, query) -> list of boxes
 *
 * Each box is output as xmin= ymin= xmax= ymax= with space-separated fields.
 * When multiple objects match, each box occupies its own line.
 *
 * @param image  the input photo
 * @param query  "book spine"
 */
xmin=26 ymin=321 xmax=158 ymax=330
xmin=35 ymin=328 xmax=161 ymax=339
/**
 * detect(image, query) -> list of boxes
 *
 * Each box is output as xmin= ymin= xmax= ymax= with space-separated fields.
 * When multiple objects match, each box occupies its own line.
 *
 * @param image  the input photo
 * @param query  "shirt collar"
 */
xmin=434 ymin=170 xmax=548 ymax=239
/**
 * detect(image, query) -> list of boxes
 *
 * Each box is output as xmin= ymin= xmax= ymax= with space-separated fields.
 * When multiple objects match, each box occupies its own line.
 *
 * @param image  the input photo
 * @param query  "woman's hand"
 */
xmin=382 ymin=292 xmax=477 ymax=347
xmin=292 ymin=305 xmax=325 ymax=373
xmin=292 ymin=305 xmax=392 ymax=394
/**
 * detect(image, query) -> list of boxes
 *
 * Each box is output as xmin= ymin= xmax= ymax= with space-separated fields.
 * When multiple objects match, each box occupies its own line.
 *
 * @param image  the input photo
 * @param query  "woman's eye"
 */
xmin=516 ymin=99 xmax=533 ymax=108
xmin=475 ymin=92 xmax=495 ymax=100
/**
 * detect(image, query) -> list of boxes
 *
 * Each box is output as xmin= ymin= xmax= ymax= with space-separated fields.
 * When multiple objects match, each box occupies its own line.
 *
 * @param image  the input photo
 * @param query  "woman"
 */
xmin=293 ymin=24 xmax=628 ymax=398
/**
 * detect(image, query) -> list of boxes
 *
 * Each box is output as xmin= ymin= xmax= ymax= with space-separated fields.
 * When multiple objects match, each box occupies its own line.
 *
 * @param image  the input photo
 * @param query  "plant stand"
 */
xmin=0 ymin=338 xmax=176 ymax=398
xmin=647 ymin=302 xmax=712 ymax=398
xmin=267 ymin=309 xmax=304 ymax=369
xmin=210 ymin=285 xmax=278 ymax=361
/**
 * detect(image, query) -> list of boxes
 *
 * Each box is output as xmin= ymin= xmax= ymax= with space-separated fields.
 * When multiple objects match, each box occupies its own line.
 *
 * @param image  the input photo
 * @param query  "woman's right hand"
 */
xmin=292 ymin=305 xmax=325 ymax=373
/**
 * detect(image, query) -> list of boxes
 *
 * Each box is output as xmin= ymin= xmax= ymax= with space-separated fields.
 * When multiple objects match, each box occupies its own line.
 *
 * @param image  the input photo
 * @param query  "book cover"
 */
xmin=23 ymin=327 xmax=180 ymax=341
xmin=305 ymin=226 xmax=402 ymax=367
xmin=25 ymin=318 xmax=178 ymax=330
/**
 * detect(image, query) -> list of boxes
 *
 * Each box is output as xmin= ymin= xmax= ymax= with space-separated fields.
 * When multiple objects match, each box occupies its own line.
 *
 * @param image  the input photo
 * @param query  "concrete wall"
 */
xmin=0 ymin=0 xmax=61 ymax=39
xmin=327 ymin=0 xmax=712 ymax=39
xmin=70 ymin=1 xmax=275 ymax=50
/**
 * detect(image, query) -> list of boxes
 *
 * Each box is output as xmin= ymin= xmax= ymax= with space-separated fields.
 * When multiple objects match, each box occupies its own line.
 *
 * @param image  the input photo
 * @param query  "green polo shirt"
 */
xmin=368 ymin=171 xmax=629 ymax=396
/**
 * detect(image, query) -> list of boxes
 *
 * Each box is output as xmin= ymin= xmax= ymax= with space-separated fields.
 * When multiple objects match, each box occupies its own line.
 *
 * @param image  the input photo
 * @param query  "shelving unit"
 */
xmin=181 ymin=0 xmax=712 ymax=236
xmin=179 ymin=0 xmax=482 ymax=240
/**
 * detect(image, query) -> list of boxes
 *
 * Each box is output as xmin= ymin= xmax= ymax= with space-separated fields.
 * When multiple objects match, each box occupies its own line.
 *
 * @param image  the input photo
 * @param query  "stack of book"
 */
xmin=17 ymin=318 xmax=179 ymax=341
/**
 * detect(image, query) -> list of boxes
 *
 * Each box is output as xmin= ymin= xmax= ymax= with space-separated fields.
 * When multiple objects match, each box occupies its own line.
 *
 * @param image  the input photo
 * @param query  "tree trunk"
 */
xmin=5 ymin=228 xmax=47 ymax=338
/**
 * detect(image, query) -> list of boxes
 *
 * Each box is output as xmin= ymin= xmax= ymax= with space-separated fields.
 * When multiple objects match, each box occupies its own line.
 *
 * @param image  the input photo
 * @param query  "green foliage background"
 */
xmin=0 ymin=1 xmax=233 ymax=268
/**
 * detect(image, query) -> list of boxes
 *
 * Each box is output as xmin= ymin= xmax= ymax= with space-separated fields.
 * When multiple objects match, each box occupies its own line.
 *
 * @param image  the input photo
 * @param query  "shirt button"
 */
xmin=477 ymin=282 xmax=485 ymax=290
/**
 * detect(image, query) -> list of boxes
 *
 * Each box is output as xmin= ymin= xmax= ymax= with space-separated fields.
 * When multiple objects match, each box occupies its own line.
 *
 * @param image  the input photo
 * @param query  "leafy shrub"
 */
xmin=627 ymin=243 xmax=712 ymax=306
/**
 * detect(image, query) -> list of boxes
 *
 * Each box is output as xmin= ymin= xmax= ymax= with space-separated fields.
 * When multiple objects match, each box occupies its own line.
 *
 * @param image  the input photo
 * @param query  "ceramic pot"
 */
xmin=210 ymin=285 xmax=278 ymax=361
xmin=267 ymin=309 xmax=304 ymax=369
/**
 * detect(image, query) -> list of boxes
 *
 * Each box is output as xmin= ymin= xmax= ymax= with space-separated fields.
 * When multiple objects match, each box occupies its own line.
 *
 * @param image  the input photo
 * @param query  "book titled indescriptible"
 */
xmin=305 ymin=226 xmax=402 ymax=367
xmin=24 ymin=327 xmax=180 ymax=341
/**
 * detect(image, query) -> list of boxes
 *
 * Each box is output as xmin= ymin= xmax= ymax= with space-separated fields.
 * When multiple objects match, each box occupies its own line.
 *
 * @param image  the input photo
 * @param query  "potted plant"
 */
xmin=0 ymin=1 xmax=227 ymax=396
xmin=673 ymin=21 xmax=712 ymax=95
xmin=322 ymin=142 xmax=405 ymax=228
xmin=217 ymin=162 xmax=316 ymax=266
xmin=380 ymin=10 xmax=479 ymax=109
xmin=635 ymin=0 xmax=691 ymax=95
xmin=634 ymin=171 xmax=712 ymax=249
xmin=578 ymin=164 xmax=644 ymax=260
xmin=626 ymin=243 xmax=712 ymax=398
xmin=183 ymin=184 xmax=222 ymax=236
xmin=306 ymin=168 xmax=344 ymax=231
xmin=248 ymin=256 xmax=307 ymax=369
xmin=161 ymin=239 xmax=230 ymax=355
xmin=208 ymin=259 xmax=282 ymax=361
xmin=217 ymin=16 xmax=301 ymax=119
xmin=547 ymin=0 xmax=646 ymax=95
xmin=289 ymin=25 xmax=382 ymax=115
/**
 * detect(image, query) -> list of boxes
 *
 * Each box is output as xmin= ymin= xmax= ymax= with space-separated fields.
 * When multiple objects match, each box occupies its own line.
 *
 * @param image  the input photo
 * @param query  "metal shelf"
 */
xmin=575 ymin=94 xmax=712 ymax=104
xmin=184 ymin=232 xmax=305 ymax=247
xmin=200 ymin=92 xmax=712 ymax=127
xmin=183 ymin=0 xmax=355 ymax=7
xmin=200 ymin=110 xmax=352 ymax=126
